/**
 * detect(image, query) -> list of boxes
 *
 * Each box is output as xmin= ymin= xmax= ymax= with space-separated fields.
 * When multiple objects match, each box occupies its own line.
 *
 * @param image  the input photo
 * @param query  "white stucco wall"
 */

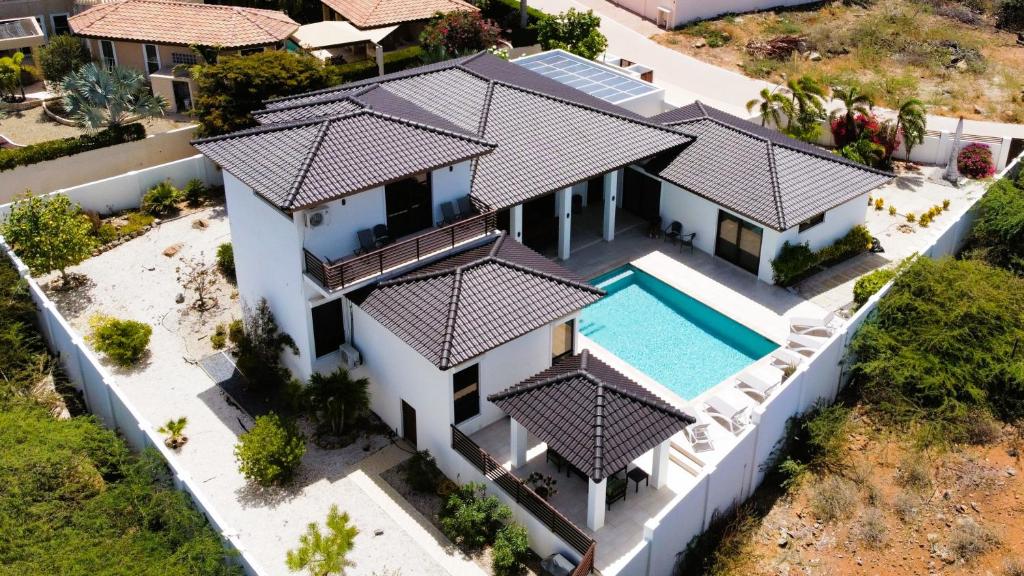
xmin=223 ymin=172 xmax=313 ymax=379
xmin=298 ymin=186 xmax=387 ymax=262
xmin=430 ymin=160 xmax=474 ymax=223
xmin=773 ymin=193 xmax=871 ymax=253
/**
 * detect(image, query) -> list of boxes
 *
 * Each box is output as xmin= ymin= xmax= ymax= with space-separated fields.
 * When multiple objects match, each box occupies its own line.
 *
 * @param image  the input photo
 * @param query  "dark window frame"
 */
xmin=798 ymin=212 xmax=826 ymax=233
xmin=452 ymin=364 xmax=480 ymax=424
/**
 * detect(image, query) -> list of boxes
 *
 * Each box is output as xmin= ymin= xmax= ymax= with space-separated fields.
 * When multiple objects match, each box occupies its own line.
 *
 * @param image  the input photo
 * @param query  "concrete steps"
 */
xmin=669 ymin=439 xmax=706 ymax=477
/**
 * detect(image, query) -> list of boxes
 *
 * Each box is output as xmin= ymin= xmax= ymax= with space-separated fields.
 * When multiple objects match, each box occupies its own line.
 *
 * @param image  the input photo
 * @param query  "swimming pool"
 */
xmin=579 ymin=266 xmax=777 ymax=400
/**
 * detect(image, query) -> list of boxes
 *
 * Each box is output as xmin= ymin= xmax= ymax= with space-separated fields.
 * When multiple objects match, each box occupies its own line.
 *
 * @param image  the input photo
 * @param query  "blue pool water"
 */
xmin=579 ymin=266 xmax=777 ymax=400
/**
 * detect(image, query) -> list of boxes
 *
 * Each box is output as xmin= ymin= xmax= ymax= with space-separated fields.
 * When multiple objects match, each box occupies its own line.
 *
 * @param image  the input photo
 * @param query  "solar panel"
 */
xmin=514 ymin=51 xmax=658 ymax=105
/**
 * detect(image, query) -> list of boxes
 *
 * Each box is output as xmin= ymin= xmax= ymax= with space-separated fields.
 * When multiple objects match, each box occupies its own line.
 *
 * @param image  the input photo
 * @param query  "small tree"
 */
xmin=236 ymin=298 xmax=299 ymax=388
xmin=492 ymin=523 xmax=530 ymax=576
xmin=440 ymin=482 xmax=511 ymax=548
xmin=191 ymin=52 xmax=334 ymax=136
xmin=536 ymin=9 xmax=608 ymax=60
xmin=62 ymin=63 xmax=167 ymax=130
xmin=234 ymin=412 xmax=306 ymax=486
xmin=216 ymin=243 xmax=235 ymax=280
xmin=0 ymin=194 xmax=97 ymax=286
xmin=286 ymin=504 xmax=358 ymax=576
xmin=421 ymin=11 xmax=502 ymax=61
xmin=0 ymin=51 xmax=26 ymax=100
xmin=38 ymin=35 xmax=90 ymax=87
xmin=305 ymin=368 xmax=369 ymax=439
xmin=178 ymin=255 xmax=218 ymax=312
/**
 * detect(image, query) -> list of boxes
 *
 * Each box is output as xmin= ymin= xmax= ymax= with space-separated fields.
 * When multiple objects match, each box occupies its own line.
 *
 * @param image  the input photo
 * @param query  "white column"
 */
xmin=651 ymin=439 xmax=671 ymax=489
xmin=556 ymin=187 xmax=572 ymax=260
xmin=375 ymin=44 xmax=384 ymax=76
xmin=509 ymin=204 xmax=523 ymax=243
xmin=587 ymin=478 xmax=606 ymax=531
xmin=510 ymin=418 xmax=528 ymax=469
xmin=997 ymin=137 xmax=1013 ymax=171
xmin=602 ymin=171 xmax=618 ymax=242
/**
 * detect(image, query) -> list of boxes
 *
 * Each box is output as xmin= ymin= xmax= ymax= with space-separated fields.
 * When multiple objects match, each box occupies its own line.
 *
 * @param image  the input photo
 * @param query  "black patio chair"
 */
xmin=647 ymin=216 xmax=662 ymax=239
xmin=372 ymin=224 xmax=390 ymax=247
xmin=355 ymin=228 xmax=375 ymax=255
xmin=664 ymin=221 xmax=682 ymax=244
xmin=456 ymin=196 xmax=475 ymax=219
xmin=606 ymin=473 xmax=628 ymax=509
xmin=439 ymin=201 xmax=458 ymax=226
xmin=679 ymin=232 xmax=696 ymax=254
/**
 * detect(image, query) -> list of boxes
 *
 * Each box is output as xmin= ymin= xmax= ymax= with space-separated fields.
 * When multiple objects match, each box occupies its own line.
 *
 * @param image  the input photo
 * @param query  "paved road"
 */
xmin=527 ymin=0 xmax=1024 ymax=138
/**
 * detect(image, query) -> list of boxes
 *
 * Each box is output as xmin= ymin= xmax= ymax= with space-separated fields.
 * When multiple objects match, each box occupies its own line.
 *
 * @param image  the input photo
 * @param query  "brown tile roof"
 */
xmin=490 ymin=350 xmax=695 ymax=482
xmin=647 ymin=101 xmax=893 ymax=231
xmin=192 ymin=109 xmax=496 ymax=211
xmin=321 ymin=0 xmax=478 ymax=28
xmin=69 ymin=0 xmax=299 ymax=48
xmin=350 ymin=235 xmax=603 ymax=369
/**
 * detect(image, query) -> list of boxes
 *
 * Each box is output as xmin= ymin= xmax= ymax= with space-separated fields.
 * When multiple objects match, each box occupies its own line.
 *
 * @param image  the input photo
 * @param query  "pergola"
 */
xmin=489 ymin=350 xmax=694 ymax=530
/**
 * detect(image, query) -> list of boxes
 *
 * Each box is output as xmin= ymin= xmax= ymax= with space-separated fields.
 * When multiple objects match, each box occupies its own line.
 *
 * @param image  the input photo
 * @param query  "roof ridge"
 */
xmin=359 ymin=108 xmax=498 ymax=148
xmin=475 ymin=79 xmax=497 ymax=136
xmin=592 ymin=377 xmax=605 ymax=481
xmin=191 ymin=109 xmax=364 ymax=144
xmin=234 ymin=4 xmax=284 ymax=38
xmin=438 ymin=269 xmax=464 ymax=369
xmin=695 ymin=100 xmax=709 ymax=118
xmin=73 ymin=0 xmax=127 ymax=32
xmin=487 ymin=233 xmax=503 ymax=257
xmin=283 ymin=119 xmax=331 ymax=210
xmin=765 ymin=139 xmax=787 ymax=229
xmin=487 ymin=256 xmax=604 ymax=296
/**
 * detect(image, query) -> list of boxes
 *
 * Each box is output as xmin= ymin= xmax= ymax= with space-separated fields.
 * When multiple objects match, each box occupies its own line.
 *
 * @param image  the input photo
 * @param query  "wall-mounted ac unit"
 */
xmin=338 ymin=343 xmax=362 ymax=369
xmin=306 ymin=209 xmax=328 ymax=228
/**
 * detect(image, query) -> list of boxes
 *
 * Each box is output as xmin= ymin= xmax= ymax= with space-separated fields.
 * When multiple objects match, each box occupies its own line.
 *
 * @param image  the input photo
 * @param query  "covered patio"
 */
xmin=484 ymin=350 xmax=694 ymax=533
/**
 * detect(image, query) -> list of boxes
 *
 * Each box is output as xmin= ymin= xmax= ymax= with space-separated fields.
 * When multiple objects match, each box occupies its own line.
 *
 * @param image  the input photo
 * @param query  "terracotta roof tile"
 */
xmin=69 ymin=0 xmax=298 ymax=48
xmin=320 ymin=0 xmax=478 ymax=28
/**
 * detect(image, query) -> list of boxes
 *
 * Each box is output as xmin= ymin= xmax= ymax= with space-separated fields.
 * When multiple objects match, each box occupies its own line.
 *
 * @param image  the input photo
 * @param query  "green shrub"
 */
xmin=772 ymin=225 xmax=872 ymax=285
xmin=141 ymin=181 xmax=183 ymax=216
xmin=492 ymin=523 xmax=530 ymax=576
xmin=38 ymin=34 xmax=90 ymax=84
xmin=227 ymin=318 xmax=244 ymax=345
xmin=183 ymin=178 xmax=207 ymax=207
xmin=328 ymin=45 xmax=426 ymax=84
xmin=536 ymin=9 xmax=608 ymax=59
xmin=440 ymin=482 xmax=511 ymax=549
xmin=478 ymin=0 xmax=545 ymax=45
xmin=964 ymin=177 xmax=1024 ymax=275
xmin=0 ymin=124 xmax=145 ymax=172
xmin=404 ymin=449 xmax=445 ymax=493
xmin=86 ymin=315 xmax=151 ymax=367
xmin=0 ymin=194 xmax=97 ymax=284
xmin=1000 ymin=0 xmax=1024 ymax=31
xmin=211 ymin=324 xmax=227 ymax=349
xmin=853 ymin=268 xmax=897 ymax=306
xmin=216 ymin=243 xmax=235 ymax=279
xmin=234 ymin=412 xmax=306 ymax=486
xmin=235 ymin=299 xmax=298 ymax=389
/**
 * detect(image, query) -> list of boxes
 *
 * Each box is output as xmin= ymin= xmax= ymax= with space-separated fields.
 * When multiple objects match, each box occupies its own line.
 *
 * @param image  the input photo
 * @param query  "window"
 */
xmin=552 ymin=319 xmax=574 ymax=361
xmin=143 ymin=44 xmax=160 ymax=75
xmin=34 ymin=16 xmax=46 ymax=38
xmin=452 ymin=364 xmax=480 ymax=424
xmin=99 ymin=40 xmax=116 ymax=69
xmin=311 ymin=299 xmax=344 ymax=358
xmin=50 ymin=13 xmax=70 ymax=36
xmin=171 ymin=52 xmax=198 ymax=65
xmin=798 ymin=212 xmax=825 ymax=233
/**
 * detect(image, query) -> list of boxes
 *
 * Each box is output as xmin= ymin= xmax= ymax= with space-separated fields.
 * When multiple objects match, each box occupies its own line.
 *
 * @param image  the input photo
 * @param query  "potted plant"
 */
xmin=158 ymin=417 xmax=189 ymax=449
xmin=526 ymin=472 xmax=558 ymax=500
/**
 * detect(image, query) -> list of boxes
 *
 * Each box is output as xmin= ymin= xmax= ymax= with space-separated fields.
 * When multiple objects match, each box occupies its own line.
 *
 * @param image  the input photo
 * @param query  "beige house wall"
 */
xmin=1 ymin=126 xmax=200 ymax=202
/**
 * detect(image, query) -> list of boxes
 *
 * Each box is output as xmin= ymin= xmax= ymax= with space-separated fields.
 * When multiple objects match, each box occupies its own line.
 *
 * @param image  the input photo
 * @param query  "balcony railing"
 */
xmin=451 ymin=425 xmax=596 ymax=575
xmin=304 ymin=211 xmax=498 ymax=291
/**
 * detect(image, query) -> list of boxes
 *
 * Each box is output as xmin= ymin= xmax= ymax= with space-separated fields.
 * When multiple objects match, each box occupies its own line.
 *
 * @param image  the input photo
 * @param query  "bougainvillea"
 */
xmin=421 ymin=12 xmax=501 ymax=59
xmin=957 ymin=143 xmax=996 ymax=179
xmin=830 ymin=113 xmax=887 ymax=149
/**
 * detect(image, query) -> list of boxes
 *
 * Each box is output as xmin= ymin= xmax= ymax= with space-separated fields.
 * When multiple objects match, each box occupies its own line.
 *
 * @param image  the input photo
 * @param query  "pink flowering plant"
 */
xmin=421 ymin=12 xmax=501 ymax=60
xmin=957 ymin=143 xmax=996 ymax=179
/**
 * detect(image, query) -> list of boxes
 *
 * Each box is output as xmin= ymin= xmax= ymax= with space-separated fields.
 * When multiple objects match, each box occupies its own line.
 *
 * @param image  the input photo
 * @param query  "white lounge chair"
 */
xmin=703 ymin=393 xmax=750 ymax=434
xmin=735 ymin=368 xmax=782 ymax=402
xmin=789 ymin=311 xmax=839 ymax=337
xmin=684 ymin=412 xmax=714 ymax=452
xmin=770 ymin=347 xmax=805 ymax=370
xmin=786 ymin=333 xmax=827 ymax=357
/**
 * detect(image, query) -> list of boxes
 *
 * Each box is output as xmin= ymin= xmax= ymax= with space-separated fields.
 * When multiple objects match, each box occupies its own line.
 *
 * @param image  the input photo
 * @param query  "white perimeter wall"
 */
xmin=608 ymin=0 xmax=820 ymax=29
xmin=224 ymin=172 xmax=314 ymax=380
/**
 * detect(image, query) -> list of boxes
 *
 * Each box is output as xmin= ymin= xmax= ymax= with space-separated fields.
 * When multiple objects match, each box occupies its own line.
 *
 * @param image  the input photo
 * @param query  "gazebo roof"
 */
xmin=489 ymin=350 xmax=694 ymax=482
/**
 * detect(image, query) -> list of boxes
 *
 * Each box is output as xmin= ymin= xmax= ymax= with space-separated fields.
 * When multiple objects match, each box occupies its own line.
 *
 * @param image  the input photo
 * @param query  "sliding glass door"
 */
xmin=385 ymin=172 xmax=432 ymax=238
xmin=715 ymin=211 xmax=763 ymax=275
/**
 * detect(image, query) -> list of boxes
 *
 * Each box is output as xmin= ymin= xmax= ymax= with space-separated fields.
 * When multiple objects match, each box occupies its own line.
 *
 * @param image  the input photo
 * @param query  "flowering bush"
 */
xmin=421 ymin=12 xmax=501 ymax=59
xmin=830 ymin=113 xmax=897 ymax=152
xmin=957 ymin=143 xmax=996 ymax=179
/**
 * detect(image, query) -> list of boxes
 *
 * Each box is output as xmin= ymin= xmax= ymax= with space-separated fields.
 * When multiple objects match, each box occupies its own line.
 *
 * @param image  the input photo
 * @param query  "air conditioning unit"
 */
xmin=306 ymin=209 xmax=328 ymax=228
xmin=338 ymin=342 xmax=362 ymax=369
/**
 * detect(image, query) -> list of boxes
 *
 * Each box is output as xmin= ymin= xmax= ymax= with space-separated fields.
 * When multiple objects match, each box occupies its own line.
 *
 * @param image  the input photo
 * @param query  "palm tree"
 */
xmin=786 ymin=76 xmax=828 ymax=121
xmin=61 ymin=63 xmax=166 ymax=130
xmin=746 ymin=87 xmax=793 ymax=130
xmin=839 ymin=138 xmax=886 ymax=168
xmin=521 ymin=0 xmax=529 ymax=28
xmin=830 ymin=84 xmax=874 ymax=143
xmin=306 ymin=368 xmax=369 ymax=437
xmin=893 ymin=97 xmax=927 ymax=160
xmin=287 ymin=505 xmax=358 ymax=576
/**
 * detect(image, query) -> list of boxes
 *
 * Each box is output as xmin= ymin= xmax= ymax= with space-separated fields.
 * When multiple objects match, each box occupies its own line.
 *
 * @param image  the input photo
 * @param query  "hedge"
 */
xmin=329 ymin=46 xmax=427 ymax=84
xmin=772 ymin=225 xmax=873 ymax=286
xmin=0 ymin=123 xmax=146 ymax=172
xmin=482 ymin=0 xmax=546 ymax=46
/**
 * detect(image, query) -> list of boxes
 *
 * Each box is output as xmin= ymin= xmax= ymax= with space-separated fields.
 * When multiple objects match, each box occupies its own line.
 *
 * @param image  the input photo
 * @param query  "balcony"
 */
xmin=304 ymin=210 xmax=498 ymax=291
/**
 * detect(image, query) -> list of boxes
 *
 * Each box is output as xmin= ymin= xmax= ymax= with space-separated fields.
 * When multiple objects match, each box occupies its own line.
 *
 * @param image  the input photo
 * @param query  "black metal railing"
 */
xmin=304 ymin=211 xmax=497 ymax=291
xmin=451 ymin=425 xmax=596 ymax=565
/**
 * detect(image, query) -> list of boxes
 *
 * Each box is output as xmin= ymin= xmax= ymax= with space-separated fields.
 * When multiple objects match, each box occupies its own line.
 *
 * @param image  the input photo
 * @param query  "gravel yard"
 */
xmin=42 ymin=207 xmax=484 ymax=576
xmin=0 ymin=107 xmax=192 ymax=145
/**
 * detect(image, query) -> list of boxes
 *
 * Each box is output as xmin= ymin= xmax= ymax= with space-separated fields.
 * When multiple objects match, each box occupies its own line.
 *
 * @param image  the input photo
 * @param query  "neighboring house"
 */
xmin=68 ymin=0 xmax=298 ymax=112
xmin=291 ymin=19 xmax=396 ymax=64
xmin=0 ymin=16 xmax=45 ymax=62
xmin=0 ymin=0 xmax=74 ymax=44
xmin=319 ymin=0 xmax=478 ymax=48
xmin=613 ymin=0 xmax=820 ymax=29
xmin=192 ymin=51 xmax=890 ymax=574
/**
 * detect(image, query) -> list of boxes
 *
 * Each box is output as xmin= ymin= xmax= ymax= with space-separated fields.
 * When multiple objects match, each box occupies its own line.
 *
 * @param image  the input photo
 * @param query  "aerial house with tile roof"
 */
xmin=318 ymin=0 xmax=479 ymax=50
xmin=68 ymin=0 xmax=299 ymax=113
xmin=192 ymin=50 xmax=892 ymax=575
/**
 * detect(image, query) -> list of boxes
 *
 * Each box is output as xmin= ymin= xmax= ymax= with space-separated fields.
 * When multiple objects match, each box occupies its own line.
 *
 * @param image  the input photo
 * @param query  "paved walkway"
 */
xmin=528 ymin=0 xmax=1024 ymax=137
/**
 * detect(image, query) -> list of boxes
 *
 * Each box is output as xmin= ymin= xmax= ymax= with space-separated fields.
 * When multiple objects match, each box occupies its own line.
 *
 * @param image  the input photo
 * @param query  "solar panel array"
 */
xmin=516 ymin=51 xmax=657 ymax=104
xmin=0 ymin=19 xmax=32 ymax=41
